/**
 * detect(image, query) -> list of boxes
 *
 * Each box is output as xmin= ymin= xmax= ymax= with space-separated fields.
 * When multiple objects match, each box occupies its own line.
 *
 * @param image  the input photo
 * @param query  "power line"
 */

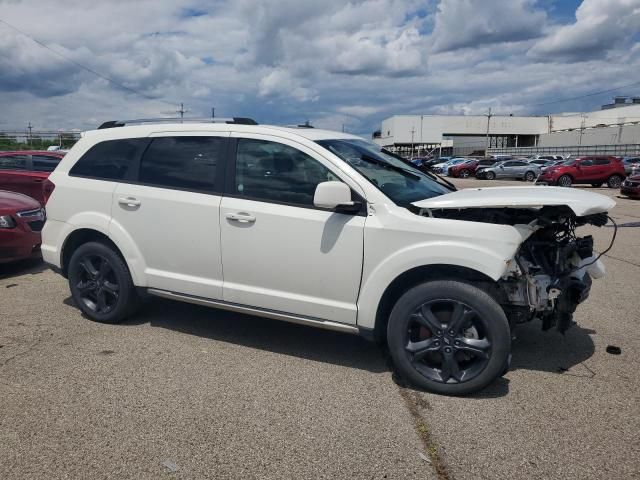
xmin=0 ymin=17 xmax=176 ymax=106
xmin=523 ymin=80 xmax=640 ymax=108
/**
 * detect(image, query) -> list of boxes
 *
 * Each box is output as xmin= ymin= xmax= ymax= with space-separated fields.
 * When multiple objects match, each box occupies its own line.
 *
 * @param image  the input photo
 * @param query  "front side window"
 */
xmin=317 ymin=139 xmax=449 ymax=207
xmin=70 ymin=138 xmax=147 ymax=180
xmin=234 ymin=139 xmax=338 ymax=206
xmin=0 ymin=155 xmax=28 ymax=170
xmin=32 ymin=155 xmax=62 ymax=172
xmin=139 ymin=136 xmax=223 ymax=192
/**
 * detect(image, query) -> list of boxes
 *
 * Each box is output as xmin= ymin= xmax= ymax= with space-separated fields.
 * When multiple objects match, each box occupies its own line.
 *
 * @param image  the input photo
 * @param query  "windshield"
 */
xmin=317 ymin=139 xmax=450 ymax=207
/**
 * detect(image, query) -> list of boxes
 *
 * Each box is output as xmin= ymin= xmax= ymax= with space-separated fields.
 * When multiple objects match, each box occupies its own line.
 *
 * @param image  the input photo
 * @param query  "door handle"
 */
xmin=118 ymin=197 xmax=141 ymax=208
xmin=33 ymin=178 xmax=44 ymax=183
xmin=226 ymin=212 xmax=256 ymax=223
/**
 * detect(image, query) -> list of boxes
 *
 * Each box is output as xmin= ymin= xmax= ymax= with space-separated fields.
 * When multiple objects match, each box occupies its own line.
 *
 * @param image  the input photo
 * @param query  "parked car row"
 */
xmin=0 ymin=150 xmax=64 ymax=204
xmin=0 ymin=150 xmax=64 ymax=264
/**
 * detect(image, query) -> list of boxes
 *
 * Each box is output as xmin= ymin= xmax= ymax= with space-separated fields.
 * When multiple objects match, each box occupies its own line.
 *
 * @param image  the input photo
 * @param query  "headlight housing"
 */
xmin=0 ymin=215 xmax=16 ymax=228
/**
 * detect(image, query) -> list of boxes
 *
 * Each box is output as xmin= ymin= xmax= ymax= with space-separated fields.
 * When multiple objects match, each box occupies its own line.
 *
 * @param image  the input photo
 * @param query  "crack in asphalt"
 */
xmin=398 ymin=387 xmax=452 ymax=480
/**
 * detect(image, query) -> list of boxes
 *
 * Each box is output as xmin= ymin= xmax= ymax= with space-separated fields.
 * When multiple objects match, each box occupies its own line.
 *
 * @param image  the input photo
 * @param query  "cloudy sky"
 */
xmin=1 ymin=0 xmax=639 ymax=135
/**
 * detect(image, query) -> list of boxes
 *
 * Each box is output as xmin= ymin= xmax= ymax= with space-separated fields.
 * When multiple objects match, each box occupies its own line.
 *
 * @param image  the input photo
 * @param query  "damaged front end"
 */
xmin=411 ymin=186 xmax=616 ymax=333
xmin=500 ymin=208 xmax=609 ymax=333
xmin=416 ymin=203 xmax=614 ymax=333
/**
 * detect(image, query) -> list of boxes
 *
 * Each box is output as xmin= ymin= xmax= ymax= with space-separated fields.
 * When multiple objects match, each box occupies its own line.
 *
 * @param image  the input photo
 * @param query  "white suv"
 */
xmin=42 ymin=118 xmax=615 ymax=395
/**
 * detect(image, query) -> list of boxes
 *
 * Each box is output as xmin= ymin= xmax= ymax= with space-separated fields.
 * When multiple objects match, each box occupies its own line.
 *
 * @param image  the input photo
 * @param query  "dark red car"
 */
xmin=0 ymin=151 xmax=64 ymax=204
xmin=536 ymin=155 xmax=626 ymax=188
xmin=448 ymin=159 xmax=479 ymax=178
xmin=0 ymin=190 xmax=44 ymax=264
xmin=621 ymin=175 xmax=640 ymax=199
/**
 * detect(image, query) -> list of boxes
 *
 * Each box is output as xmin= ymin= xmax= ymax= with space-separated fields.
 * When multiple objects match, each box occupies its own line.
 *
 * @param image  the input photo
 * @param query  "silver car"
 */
xmin=477 ymin=160 xmax=541 ymax=181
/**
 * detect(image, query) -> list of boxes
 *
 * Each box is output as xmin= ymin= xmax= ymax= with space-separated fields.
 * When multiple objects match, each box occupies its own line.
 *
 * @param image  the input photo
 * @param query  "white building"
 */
xmin=375 ymin=98 xmax=640 ymax=157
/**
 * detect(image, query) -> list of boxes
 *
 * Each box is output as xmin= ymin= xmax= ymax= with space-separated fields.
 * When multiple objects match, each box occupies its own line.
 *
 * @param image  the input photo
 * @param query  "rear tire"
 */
xmin=607 ymin=175 xmax=622 ymax=188
xmin=387 ymin=280 xmax=511 ymax=396
xmin=558 ymin=175 xmax=572 ymax=187
xmin=459 ymin=169 xmax=470 ymax=178
xmin=524 ymin=171 xmax=536 ymax=182
xmin=68 ymin=241 xmax=139 ymax=324
xmin=485 ymin=171 xmax=496 ymax=180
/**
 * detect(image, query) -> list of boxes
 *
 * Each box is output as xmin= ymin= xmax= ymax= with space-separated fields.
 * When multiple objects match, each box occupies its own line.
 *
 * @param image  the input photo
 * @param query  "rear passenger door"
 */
xmin=109 ymin=133 xmax=228 ymax=299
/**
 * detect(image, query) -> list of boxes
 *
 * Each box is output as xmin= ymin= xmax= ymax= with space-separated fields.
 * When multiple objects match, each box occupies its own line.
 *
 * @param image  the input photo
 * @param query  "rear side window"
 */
xmin=32 ymin=155 xmax=62 ymax=172
xmin=0 ymin=155 xmax=28 ymax=170
xmin=594 ymin=158 xmax=610 ymax=165
xmin=138 ymin=136 xmax=224 ymax=192
xmin=70 ymin=138 xmax=147 ymax=180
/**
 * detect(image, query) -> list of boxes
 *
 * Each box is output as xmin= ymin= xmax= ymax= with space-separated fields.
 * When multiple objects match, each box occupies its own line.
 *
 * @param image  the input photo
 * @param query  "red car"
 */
xmin=0 ymin=190 xmax=45 ymax=264
xmin=536 ymin=155 xmax=626 ymax=188
xmin=0 ymin=151 xmax=64 ymax=204
xmin=621 ymin=175 xmax=640 ymax=199
xmin=448 ymin=160 xmax=479 ymax=178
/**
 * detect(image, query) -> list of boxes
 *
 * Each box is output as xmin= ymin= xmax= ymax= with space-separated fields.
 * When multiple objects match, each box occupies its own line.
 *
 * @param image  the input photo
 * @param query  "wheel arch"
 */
xmin=365 ymin=264 xmax=502 ymax=344
xmin=60 ymin=228 xmax=141 ymax=285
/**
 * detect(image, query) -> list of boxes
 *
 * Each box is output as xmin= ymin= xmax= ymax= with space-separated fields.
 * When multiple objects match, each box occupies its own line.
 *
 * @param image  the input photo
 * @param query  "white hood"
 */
xmin=412 ymin=186 xmax=615 ymax=217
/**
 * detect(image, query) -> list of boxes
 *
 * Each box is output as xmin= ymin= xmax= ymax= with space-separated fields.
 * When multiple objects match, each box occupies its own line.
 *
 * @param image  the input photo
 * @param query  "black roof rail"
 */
xmin=97 ymin=117 xmax=258 ymax=129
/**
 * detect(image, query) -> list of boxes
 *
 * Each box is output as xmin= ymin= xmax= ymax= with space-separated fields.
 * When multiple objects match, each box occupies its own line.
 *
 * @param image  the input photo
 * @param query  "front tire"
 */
xmin=387 ymin=280 xmax=510 ymax=396
xmin=68 ymin=241 xmax=139 ymax=324
xmin=558 ymin=174 xmax=572 ymax=187
xmin=485 ymin=171 xmax=496 ymax=180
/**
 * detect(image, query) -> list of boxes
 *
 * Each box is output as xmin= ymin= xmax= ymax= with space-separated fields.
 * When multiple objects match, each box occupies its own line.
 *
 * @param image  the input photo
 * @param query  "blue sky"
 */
xmin=1 ymin=0 xmax=639 ymax=135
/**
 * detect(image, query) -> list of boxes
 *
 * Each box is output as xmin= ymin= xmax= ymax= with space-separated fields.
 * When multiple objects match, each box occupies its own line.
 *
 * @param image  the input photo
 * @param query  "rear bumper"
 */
xmin=41 ymin=219 xmax=66 ymax=269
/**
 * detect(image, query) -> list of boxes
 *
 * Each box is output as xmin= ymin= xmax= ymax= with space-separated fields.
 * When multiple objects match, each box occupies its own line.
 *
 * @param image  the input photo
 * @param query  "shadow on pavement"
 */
xmin=125 ymin=297 xmax=389 ymax=374
xmin=63 ymin=294 xmax=597 ymax=393
xmin=0 ymin=256 xmax=47 ymax=280
xmin=510 ymin=320 xmax=596 ymax=375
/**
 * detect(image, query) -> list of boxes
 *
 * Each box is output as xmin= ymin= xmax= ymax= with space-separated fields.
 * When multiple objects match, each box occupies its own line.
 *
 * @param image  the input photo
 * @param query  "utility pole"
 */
xmin=211 ymin=107 xmax=215 ymax=118
xmin=410 ymin=126 xmax=415 ymax=158
xmin=484 ymin=108 xmax=492 ymax=155
xmin=578 ymin=115 xmax=586 ymax=146
xmin=178 ymin=102 xmax=187 ymax=119
xmin=27 ymin=122 xmax=33 ymax=148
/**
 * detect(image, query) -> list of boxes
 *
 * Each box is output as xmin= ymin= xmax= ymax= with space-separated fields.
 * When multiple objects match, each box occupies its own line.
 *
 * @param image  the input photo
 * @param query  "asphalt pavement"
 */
xmin=1 ymin=178 xmax=638 ymax=479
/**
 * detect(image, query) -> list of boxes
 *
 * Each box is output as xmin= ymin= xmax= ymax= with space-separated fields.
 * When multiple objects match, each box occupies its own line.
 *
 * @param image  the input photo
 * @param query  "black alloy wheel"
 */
xmin=68 ymin=241 xmax=139 ymax=323
xmin=404 ymin=299 xmax=491 ymax=384
xmin=387 ymin=280 xmax=510 ymax=395
xmin=74 ymin=254 xmax=120 ymax=315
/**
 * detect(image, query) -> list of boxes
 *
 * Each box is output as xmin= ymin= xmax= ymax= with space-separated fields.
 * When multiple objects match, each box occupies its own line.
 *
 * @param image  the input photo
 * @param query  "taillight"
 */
xmin=43 ymin=178 xmax=55 ymax=204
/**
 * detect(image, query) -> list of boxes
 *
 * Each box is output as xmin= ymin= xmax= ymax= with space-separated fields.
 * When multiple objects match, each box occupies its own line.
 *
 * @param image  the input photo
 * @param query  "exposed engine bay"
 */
xmin=419 ymin=206 xmax=615 ymax=333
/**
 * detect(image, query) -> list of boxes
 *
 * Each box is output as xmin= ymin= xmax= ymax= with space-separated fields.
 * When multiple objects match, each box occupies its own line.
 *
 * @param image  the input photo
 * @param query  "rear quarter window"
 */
xmin=69 ymin=138 xmax=148 ymax=180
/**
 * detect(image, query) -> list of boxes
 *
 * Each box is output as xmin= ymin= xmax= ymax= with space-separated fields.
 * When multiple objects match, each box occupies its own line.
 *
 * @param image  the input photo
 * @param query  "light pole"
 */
xmin=410 ymin=126 xmax=415 ymax=158
xmin=484 ymin=108 xmax=492 ymax=155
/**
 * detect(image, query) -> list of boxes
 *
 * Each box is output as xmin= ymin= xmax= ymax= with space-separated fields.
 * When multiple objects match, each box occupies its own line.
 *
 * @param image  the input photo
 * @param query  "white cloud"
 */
xmin=0 ymin=0 xmax=638 ymax=136
xmin=430 ymin=0 xmax=546 ymax=53
xmin=528 ymin=0 xmax=640 ymax=62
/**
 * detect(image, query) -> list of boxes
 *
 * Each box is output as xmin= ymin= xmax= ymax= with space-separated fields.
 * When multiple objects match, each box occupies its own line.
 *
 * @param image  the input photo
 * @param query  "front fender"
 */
xmin=356 ymin=241 xmax=517 ymax=329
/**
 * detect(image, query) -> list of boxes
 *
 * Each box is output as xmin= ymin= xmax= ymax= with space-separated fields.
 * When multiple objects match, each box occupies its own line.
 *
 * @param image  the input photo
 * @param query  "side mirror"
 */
xmin=314 ymin=181 xmax=361 ymax=213
xmin=499 ymin=165 xmax=505 ymax=169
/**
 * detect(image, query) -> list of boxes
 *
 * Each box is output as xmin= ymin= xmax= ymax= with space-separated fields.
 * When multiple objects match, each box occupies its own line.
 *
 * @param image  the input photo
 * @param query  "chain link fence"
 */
xmin=488 ymin=143 xmax=640 ymax=157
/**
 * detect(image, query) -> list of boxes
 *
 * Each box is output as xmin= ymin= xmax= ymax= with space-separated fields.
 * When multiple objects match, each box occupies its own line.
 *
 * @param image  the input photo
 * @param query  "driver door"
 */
xmin=219 ymin=135 xmax=366 ymax=324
